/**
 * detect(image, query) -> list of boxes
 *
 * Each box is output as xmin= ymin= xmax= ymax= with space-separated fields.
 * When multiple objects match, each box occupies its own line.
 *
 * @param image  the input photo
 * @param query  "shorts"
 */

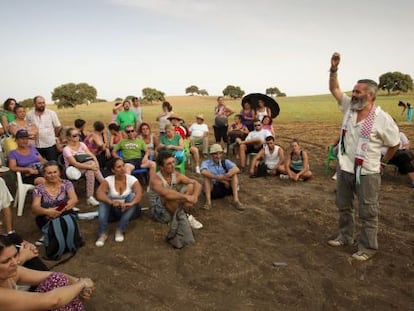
xmin=246 ymin=144 xmax=263 ymax=154
xmin=125 ymin=158 xmax=143 ymax=169
xmin=211 ymin=182 xmax=233 ymax=199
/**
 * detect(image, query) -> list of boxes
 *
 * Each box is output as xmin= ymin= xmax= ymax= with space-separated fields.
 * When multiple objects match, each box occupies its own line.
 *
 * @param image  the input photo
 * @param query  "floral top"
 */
xmin=33 ymin=179 xmax=74 ymax=208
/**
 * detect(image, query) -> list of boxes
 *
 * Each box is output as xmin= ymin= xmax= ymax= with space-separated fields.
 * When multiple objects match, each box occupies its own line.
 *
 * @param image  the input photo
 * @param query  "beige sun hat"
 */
xmin=167 ymin=114 xmax=183 ymax=121
xmin=196 ymin=114 xmax=204 ymax=120
xmin=209 ymin=144 xmax=223 ymax=154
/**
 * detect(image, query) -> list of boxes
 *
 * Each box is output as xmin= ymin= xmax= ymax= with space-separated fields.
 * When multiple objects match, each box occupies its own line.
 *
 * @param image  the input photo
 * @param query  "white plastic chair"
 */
xmin=14 ymin=171 xmax=35 ymax=216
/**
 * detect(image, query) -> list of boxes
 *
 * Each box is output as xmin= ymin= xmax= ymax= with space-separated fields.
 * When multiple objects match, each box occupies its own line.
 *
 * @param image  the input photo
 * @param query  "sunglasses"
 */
xmin=254 ymin=124 xmax=262 ymax=127
xmin=126 ymin=130 xmax=135 ymax=133
xmin=71 ymin=134 xmax=79 ymax=137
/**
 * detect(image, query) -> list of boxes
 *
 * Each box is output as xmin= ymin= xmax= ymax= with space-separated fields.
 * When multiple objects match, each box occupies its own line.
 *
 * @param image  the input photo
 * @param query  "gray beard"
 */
xmin=350 ymin=97 xmax=367 ymax=111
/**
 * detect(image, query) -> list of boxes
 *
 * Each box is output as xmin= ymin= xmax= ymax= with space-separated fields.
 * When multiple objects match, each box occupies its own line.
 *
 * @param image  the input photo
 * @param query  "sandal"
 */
xmin=351 ymin=251 xmax=373 ymax=261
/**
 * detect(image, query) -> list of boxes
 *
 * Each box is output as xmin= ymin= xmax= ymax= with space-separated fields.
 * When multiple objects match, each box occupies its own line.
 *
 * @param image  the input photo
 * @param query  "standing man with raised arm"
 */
xmin=327 ymin=52 xmax=400 ymax=261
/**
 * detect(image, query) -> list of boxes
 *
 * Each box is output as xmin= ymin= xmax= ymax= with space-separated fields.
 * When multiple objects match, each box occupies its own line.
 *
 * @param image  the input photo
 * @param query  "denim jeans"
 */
xmin=98 ymin=193 xmax=140 ymax=235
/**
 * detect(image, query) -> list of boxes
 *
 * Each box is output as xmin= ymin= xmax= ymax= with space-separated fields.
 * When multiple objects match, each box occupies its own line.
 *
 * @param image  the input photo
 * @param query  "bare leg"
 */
xmin=239 ymin=144 xmax=247 ymax=168
xmin=204 ymin=178 xmax=212 ymax=206
xmin=2 ymin=208 xmax=12 ymax=233
xmin=231 ymin=174 xmax=240 ymax=202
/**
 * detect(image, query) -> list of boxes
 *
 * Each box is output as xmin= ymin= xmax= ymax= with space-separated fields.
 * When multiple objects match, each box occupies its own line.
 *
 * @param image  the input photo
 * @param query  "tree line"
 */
xmin=16 ymin=71 xmax=413 ymax=108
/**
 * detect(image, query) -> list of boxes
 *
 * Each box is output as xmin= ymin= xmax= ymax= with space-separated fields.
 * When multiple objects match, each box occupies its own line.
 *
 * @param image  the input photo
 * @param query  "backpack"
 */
xmin=166 ymin=207 xmax=195 ymax=249
xmin=42 ymin=212 xmax=84 ymax=261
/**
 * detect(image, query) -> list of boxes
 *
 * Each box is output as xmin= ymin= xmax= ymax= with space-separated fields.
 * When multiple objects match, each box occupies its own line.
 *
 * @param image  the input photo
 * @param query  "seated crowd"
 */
xmin=0 ymin=94 xmax=411 ymax=308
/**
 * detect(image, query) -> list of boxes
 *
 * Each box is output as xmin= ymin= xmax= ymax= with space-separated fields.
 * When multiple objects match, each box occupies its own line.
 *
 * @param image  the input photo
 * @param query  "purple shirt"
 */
xmin=9 ymin=145 xmax=41 ymax=168
xmin=33 ymin=179 xmax=74 ymax=208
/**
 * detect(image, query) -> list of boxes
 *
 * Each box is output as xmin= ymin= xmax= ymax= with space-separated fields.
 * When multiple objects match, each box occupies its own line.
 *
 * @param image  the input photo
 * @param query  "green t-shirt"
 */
xmin=115 ymin=110 xmax=137 ymax=131
xmin=160 ymin=134 xmax=181 ymax=147
xmin=114 ymin=138 xmax=147 ymax=160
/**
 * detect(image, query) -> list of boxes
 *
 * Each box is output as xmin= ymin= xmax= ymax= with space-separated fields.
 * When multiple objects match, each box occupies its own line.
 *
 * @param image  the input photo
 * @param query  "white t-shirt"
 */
xmin=338 ymin=94 xmax=400 ymax=175
xmin=246 ymin=129 xmax=271 ymax=143
xmin=105 ymin=174 xmax=138 ymax=199
xmin=189 ymin=123 xmax=208 ymax=138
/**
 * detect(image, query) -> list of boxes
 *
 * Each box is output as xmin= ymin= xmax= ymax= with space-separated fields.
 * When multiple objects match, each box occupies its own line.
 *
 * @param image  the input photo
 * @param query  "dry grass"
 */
xmin=50 ymin=94 xmax=414 ymax=132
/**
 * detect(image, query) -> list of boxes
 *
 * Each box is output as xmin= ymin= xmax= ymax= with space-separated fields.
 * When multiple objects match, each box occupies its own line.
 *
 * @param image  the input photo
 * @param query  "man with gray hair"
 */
xmin=327 ymin=52 xmax=400 ymax=261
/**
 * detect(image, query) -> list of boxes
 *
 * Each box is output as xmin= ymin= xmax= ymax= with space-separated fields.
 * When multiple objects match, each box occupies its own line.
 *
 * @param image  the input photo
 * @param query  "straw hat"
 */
xmin=209 ymin=144 xmax=223 ymax=154
xmin=167 ymin=114 xmax=183 ymax=121
xmin=196 ymin=114 xmax=204 ymax=120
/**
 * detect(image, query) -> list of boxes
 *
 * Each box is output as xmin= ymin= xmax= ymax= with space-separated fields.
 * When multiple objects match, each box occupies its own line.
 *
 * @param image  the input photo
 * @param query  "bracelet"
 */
xmin=330 ymin=67 xmax=338 ymax=73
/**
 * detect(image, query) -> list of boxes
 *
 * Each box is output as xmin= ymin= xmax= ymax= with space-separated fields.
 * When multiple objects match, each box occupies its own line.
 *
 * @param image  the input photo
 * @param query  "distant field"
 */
xmin=50 ymin=93 xmax=414 ymax=131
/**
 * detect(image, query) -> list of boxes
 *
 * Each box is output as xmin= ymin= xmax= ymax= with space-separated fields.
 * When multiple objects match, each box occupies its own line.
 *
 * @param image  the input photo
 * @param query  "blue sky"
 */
xmin=1 ymin=0 xmax=413 ymax=102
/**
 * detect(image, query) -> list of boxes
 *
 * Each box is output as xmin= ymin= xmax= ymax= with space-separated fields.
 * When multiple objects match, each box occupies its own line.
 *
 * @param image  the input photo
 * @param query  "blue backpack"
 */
xmin=42 ymin=212 xmax=84 ymax=261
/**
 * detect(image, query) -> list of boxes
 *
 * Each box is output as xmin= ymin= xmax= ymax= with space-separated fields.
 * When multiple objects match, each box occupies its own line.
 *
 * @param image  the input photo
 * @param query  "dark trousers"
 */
xmin=37 ymin=145 xmax=58 ymax=161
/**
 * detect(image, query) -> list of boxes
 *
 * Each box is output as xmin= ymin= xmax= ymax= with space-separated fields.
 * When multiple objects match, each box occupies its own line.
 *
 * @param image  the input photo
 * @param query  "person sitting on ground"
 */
xmin=149 ymin=149 xmax=203 ymax=229
xmin=249 ymin=135 xmax=286 ymax=178
xmin=261 ymin=115 xmax=275 ymax=137
xmin=108 ymin=123 xmax=126 ymax=150
xmin=283 ymin=139 xmax=313 ymax=181
xmin=236 ymin=119 xmax=271 ymax=170
xmin=381 ymin=131 xmax=414 ymax=188
xmin=62 ymin=128 xmax=105 ymax=206
xmin=0 ymin=177 xmax=14 ymax=234
xmin=31 ymin=161 xmax=79 ymax=246
xmin=115 ymin=100 xmax=138 ymax=131
xmin=240 ymin=101 xmax=256 ymax=131
xmin=189 ymin=114 xmax=209 ymax=157
xmin=74 ymin=119 xmax=87 ymax=142
xmin=112 ymin=124 xmax=152 ymax=175
xmin=84 ymin=121 xmax=110 ymax=169
xmin=0 ymin=235 xmax=94 ymax=310
xmin=8 ymin=104 xmax=39 ymax=145
xmin=200 ymin=144 xmax=244 ymax=211
xmin=137 ymin=122 xmax=158 ymax=159
xmin=8 ymin=129 xmax=46 ymax=185
xmin=95 ymin=157 xmax=144 ymax=247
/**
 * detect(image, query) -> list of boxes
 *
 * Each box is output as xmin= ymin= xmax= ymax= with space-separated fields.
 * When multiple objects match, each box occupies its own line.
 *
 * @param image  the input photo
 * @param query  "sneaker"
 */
xmin=95 ymin=234 xmax=108 ymax=247
xmin=327 ymin=238 xmax=347 ymax=247
xmin=279 ymin=174 xmax=289 ymax=180
xmin=331 ymin=172 xmax=337 ymax=180
xmin=35 ymin=236 xmax=44 ymax=246
xmin=87 ymin=196 xmax=100 ymax=206
xmin=352 ymin=251 xmax=373 ymax=261
xmin=187 ymin=214 xmax=203 ymax=229
xmin=195 ymin=166 xmax=201 ymax=174
xmin=115 ymin=230 xmax=124 ymax=242
xmin=232 ymin=201 xmax=245 ymax=211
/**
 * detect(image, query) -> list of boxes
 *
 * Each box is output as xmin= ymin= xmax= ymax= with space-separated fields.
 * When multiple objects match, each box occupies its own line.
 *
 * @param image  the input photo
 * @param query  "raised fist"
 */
xmin=331 ymin=52 xmax=340 ymax=68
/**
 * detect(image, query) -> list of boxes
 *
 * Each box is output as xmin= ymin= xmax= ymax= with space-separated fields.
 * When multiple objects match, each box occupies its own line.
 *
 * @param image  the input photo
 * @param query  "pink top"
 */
xmin=62 ymin=142 xmax=90 ymax=167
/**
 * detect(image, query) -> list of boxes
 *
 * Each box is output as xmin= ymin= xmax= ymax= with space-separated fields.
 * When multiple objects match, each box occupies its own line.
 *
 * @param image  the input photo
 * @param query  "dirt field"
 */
xmin=11 ymin=122 xmax=414 ymax=311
